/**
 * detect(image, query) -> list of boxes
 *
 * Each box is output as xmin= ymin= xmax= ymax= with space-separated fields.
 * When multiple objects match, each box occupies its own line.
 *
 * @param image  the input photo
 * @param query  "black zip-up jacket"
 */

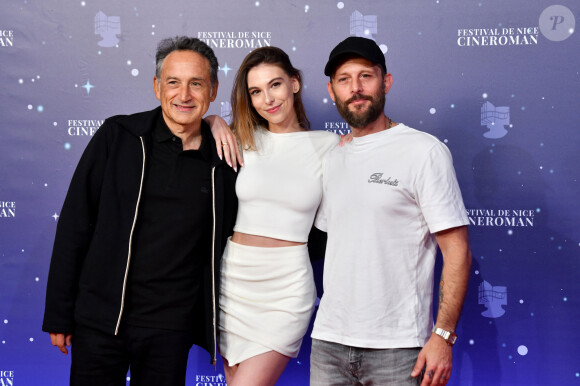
xmin=42 ymin=107 xmax=237 ymax=364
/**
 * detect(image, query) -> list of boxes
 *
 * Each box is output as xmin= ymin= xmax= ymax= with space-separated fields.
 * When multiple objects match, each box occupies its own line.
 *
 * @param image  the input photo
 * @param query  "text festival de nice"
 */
xmin=457 ymin=27 xmax=539 ymax=46
xmin=0 ymin=202 xmax=16 ymax=218
xmin=0 ymin=30 xmax=14 ymax=47
xmin=466 ymin=209 xmax=535 ymax=227
xmin=0 ymin=370 xmax=14 ymax=386
xmin=197 ymin=31 xmax=271 ymax=49
xmin=67 ymin=120 xmax=104 ymax=136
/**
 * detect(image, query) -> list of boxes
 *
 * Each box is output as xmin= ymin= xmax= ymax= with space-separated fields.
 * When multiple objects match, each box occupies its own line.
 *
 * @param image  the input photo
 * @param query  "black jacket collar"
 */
xmin=114 ymin=106 xmax=228 ymax=168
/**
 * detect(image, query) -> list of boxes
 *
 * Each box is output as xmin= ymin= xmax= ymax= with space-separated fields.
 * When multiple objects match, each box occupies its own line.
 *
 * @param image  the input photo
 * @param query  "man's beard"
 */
xmin=334 ymin=84 xmax=385 ymax=129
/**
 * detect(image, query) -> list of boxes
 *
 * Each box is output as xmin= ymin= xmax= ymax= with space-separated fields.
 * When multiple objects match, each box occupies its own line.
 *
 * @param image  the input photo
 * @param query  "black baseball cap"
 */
xmin=324 ymin=36 xmax=386 ymax=77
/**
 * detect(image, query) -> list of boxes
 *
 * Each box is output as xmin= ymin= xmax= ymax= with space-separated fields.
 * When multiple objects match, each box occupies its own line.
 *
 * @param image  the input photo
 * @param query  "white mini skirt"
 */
xmin=218 ymin=238 xmax=316 ymax=366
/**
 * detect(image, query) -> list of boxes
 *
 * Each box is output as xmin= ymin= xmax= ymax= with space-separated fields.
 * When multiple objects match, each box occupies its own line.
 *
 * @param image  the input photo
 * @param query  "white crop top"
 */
xmin=234 ymin=128 xmax=339 ymax=242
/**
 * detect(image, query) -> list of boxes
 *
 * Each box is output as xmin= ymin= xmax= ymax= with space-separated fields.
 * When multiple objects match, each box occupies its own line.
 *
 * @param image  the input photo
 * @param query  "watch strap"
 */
xmin=432 ymin=326 xmax=458 ymax=346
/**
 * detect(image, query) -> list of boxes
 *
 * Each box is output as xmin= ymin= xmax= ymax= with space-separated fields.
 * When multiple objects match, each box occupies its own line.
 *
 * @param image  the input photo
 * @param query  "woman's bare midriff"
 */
xmin=231 ymin=232 xmax=305 ymax=247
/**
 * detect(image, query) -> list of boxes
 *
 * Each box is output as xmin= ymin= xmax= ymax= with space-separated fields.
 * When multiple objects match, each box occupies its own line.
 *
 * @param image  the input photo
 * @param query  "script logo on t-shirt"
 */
xmin=368 ymin=173 xmax=399 ymax=186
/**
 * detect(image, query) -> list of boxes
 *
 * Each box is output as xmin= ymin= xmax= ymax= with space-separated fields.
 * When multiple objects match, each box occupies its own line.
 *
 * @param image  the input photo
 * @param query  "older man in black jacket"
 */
xmin=42 ymin=36 xmax=238 ymax=386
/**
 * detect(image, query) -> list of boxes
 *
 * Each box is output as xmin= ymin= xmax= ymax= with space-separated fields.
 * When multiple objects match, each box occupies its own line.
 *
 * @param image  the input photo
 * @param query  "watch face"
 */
xmin=448 ymin=332 xmax=458 ymax=345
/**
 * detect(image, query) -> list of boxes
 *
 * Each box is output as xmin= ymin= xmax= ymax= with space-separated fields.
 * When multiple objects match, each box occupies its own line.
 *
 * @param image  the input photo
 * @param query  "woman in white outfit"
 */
xmin=218 ymin=47 xmax=338 ymax=386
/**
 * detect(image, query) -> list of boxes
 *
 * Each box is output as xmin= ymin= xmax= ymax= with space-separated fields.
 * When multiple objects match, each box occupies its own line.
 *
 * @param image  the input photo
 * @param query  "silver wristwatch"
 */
xmin=432 ymin=326 xmax=458 ymax=346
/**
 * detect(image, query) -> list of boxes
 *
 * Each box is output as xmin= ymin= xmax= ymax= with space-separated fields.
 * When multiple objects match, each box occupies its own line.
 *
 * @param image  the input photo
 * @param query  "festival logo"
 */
xmin=197 ymin=31 xmax=271 ymax=49
xmin=0 ymin=202 xmax=16 ymax=218
xmin=466 ymin=209 xmax=535 ymax=227
xmin=0 ymin=30 xmax=14 ymax=47
xmin=349 ymin=10 xmax=389 ymax=55
xmin=481 ymin=101 xmax=510 ymax=139
xmin=350 ymin=10 xmax=377 ymax=39
xmin=195 ymin=373 xmax=227 ymax=386
xmin=94 ymin=11 xmax=121 ymax=47
xmin=539 ymin=5 xmax=575 ymax=42
xmin=67 ymin=119 xmax=103 ymax=136
xmin=478 ymin=280 xmax=507 ymax=318
xmin=0 ymin=370 xmax=14 ymax=386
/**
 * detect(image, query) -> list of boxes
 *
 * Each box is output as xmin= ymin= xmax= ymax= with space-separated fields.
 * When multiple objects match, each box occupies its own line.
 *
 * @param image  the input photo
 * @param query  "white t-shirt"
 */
xmin=312 ymin=124 xmax=469 ymax=348
xmin=234 ymin=128 xmax=339 ymax=242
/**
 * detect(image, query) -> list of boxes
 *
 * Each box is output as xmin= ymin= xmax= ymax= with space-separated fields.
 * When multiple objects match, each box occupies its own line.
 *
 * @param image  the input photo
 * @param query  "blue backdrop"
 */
xmin=1 ymin=1 xmax=578 ymax=385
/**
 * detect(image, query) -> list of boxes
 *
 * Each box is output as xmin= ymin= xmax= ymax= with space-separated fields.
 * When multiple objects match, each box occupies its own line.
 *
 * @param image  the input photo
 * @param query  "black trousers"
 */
xmin=70 ymin=324 xmax=195 ymax=386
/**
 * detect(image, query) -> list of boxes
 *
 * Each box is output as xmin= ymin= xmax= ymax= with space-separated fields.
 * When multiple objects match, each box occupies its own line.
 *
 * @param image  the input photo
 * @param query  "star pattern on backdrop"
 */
xmin=82 ymin=80 xmax=95 ymax=95
xmin=219 ymin=63 xmax=232 ymax=77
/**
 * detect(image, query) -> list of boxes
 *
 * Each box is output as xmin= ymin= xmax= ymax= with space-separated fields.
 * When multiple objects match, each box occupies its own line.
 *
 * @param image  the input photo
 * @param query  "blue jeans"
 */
xmin=310 ymin=338 xmax=423 ymax=385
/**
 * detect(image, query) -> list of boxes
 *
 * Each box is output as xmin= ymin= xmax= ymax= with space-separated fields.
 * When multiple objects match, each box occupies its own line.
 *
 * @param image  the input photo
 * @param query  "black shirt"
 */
xmin=124 ymin=116 xmax=213 ymax=331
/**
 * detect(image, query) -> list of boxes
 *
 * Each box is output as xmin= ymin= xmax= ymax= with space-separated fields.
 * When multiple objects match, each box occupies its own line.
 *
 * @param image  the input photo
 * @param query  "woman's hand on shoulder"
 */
xmin=338 ymin=132 xmax=353 ymax=147
xmin=205 ymin=115 xmax=243 ymax=171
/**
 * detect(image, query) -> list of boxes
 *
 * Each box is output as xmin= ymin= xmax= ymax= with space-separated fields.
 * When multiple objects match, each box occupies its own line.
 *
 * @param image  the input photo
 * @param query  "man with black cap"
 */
xmin=310 ymin=36 xmax=472 ymax=386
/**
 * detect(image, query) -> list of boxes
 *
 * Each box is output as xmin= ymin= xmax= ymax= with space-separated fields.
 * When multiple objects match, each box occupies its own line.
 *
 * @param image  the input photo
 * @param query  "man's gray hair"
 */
xmin=155 ymin=36 xmax=219 ymax=86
